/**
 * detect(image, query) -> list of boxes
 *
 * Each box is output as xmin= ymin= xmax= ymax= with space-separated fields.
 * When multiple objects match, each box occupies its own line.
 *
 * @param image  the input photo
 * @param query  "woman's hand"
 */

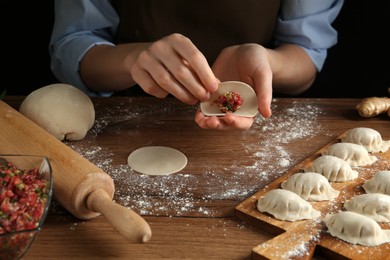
xmin=212 ymin=44 xmax=273 ymax=119
xmin=131 ymin=33 xmax=219 ymax=105
xmin=195 ymin=108 xmax=255 ymax=130
xmin=194 ymin=44 xmax=273 ymax=130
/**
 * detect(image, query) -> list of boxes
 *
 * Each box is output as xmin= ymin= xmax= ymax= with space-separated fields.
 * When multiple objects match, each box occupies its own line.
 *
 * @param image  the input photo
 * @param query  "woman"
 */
xmin=50 ymin=0 xmax=344 ymax=130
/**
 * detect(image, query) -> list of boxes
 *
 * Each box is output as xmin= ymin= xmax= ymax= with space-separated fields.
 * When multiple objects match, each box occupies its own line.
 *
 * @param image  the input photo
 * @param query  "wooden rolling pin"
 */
xmin=0 ymin=100 xmax=151 ymax=243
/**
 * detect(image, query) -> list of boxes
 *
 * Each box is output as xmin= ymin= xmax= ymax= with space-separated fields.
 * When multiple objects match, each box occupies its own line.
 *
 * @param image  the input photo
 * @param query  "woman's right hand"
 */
xmin=130 ymin=33 xmax=219 ymax=105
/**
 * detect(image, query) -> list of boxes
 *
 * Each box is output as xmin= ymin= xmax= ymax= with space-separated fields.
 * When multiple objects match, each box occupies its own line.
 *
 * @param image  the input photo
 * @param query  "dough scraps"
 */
xmin=127 ymin=146 xmax=188 ymax=175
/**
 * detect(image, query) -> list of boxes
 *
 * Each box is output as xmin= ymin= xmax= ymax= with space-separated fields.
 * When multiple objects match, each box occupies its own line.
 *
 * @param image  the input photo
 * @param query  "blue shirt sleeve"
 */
xmin=50 ymin=0 xmax=344 ymax=96
xmin=274 ymin=0 xmax=344 ymax=71
xmin=49 ymin=0 xmax=118 ymax=96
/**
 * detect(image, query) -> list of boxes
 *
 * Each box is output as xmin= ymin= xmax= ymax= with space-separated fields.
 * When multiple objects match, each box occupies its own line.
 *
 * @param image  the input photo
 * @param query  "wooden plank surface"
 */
xmin=2 ymin=96 xmax=390 ymax=259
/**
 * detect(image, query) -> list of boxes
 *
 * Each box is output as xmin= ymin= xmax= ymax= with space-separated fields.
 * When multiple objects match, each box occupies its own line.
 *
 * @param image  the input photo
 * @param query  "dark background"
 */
xmin=1 ymin=1 xmax=389 ymax=98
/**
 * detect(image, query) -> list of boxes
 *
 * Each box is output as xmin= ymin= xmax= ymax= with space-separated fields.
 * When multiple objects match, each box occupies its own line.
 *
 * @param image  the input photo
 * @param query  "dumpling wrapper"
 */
xmin=200 ymin=81 xmax=258 ymax=117
xmin=281 ymin=172 xmax=340 ymax=201
xmin=341 ymin=127 xmax=390 ymax=153
xmin=128 ymin=146 xmax=188 ymax=175
xmin=362 ymin=170 xmax=390 ymax=195
xmin=257 ymin=189 xmax=320 ymax=222
xmin=324 ymin=211 xmax=390 ymax=246
xmin=322 ymin=142 xmax=376 ymax=167
xmin=305 ymin=155 xmax=358 ymax=182
xmin=344 ymin=193 xmax=390 ymax=222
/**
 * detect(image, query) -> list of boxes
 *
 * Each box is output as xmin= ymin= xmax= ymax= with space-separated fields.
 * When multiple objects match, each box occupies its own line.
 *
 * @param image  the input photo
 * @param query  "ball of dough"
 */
xmin=19 ymin=83 xmax=95 ymax=141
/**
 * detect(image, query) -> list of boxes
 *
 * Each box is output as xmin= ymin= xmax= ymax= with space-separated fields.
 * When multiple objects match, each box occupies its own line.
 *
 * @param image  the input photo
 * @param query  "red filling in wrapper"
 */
xmin=213 ymin=91 xmax=244 ymax=113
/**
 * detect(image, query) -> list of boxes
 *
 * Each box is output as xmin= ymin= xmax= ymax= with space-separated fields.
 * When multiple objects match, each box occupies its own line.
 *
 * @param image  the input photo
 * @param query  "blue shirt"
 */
xmin=49 ymin=0 xmax=344 ymax=96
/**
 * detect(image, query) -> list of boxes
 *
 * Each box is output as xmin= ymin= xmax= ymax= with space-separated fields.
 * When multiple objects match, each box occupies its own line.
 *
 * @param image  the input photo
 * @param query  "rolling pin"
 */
xmin=0 ymin=100 xmax=151 ymax=243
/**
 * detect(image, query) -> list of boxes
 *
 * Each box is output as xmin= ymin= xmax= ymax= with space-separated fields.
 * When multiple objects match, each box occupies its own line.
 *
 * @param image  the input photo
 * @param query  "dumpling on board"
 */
xmin=305 ymin=155 xmax=358 ymax=182
xmin=322 ymin=142 xmax=376 ymax=167
xmin=341 ymin=127 xmax=390 ymax=153
xmin=344 ymin=193 xmax=390 ymax=222
xmin=324 ymin=211 xmax=390 ymax=246
xmin=363 ymin=170 xmax=390 ymax=195
xmin=281 ymin=172 xmax=339 ymax=201
xmin=257 ymin=189 xmax=320 ymax=222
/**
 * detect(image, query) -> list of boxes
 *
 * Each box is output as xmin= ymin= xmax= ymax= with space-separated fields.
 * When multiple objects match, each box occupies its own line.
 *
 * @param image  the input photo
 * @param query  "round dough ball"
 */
xmin=19 ymin=83 xmax=95 ymax=141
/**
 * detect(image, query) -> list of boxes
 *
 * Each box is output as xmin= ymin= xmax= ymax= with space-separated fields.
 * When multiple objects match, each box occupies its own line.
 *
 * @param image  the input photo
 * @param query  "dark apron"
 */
xmin=111 ymin=0 xmax=281 ymax=63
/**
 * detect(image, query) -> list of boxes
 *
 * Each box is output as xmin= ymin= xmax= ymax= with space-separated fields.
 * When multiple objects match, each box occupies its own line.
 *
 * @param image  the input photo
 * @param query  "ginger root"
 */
xmin=356 ymin=97 xmax=390 ymax=117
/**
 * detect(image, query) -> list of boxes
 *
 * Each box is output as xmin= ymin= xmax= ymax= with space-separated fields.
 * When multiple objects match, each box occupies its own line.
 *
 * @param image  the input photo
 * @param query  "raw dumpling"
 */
xmin=257 ymin=189 xmax=320 ymax=222
xmin=281 ymin=172 xmax=339 ymax=201
xmin=322 ymin=142 xmax=376 ymax=167
xmin=305 ymin=155 xmax=358 ymax=182
xmin=341 ymin=127 xmax=390 ymax=153
xmin=344 ymin=193 xmax=390 ymax=222
xmin=362 ymin=170 xmax=390 ymax=195
xmin=324 ymin=211 xmax=390 ymax=246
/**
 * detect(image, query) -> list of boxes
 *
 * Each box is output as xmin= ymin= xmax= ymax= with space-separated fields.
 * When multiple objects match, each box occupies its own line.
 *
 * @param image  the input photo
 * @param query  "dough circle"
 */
xmin=127 ymin=146 xmax=188 ymax=175
xmin=19 ymin=83 xmax=95 ymax=141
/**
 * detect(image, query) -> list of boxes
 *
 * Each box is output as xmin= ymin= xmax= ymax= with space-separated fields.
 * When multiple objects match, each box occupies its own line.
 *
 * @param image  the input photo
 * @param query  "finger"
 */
xmin=253 ymin=67 xmax=273 ymax=118
xmin=167 ymin=58 xmax=211 ymax=102
xmin=134 ymin=50 xmax=198 ymax=104
xmin=222 ymin=113 xmax=254 ymax=130
xmin=146 ymin=39 xmax=208 ymax=102
xmin=195 ymin=109 xmax=252 ymax=130
xmin=131 ymin=63 xmax=169 ymax=98
xmin=195 ymin=109 xmax=222 ymax=129
xmin=170 ymin=35 xmax=219 ymax=93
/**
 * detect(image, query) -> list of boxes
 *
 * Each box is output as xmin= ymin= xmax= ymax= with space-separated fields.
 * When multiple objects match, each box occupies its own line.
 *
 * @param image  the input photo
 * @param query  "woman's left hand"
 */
xmin=194 ymin=108 xmax=255 ymax=130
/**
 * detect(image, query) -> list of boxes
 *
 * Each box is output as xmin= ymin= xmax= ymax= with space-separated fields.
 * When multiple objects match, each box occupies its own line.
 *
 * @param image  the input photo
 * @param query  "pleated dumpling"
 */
xmin=322 ymin=142 xmax=376 ymax=167
xmin=305 ymin=155 xmax=358 ymax=182
xmin=341 ymin=127 xmax=390 ymax=153
xmin=281 ymin=172 xmax=339 ymax=201
xmin=257 ymin=189 xmax=320 ymax=222
xmin=344 ymin=193 xmax=390 ymax=222
xmin=324 ymin=211 xmax=390 ymax=246
xmin=363 ymin=170 xmax=390 ymax=195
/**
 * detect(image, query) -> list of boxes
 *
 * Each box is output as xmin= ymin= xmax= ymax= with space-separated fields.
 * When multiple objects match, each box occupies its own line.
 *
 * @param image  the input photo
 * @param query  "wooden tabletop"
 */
xmin=4 ymin=96 xmax=390 ymax=260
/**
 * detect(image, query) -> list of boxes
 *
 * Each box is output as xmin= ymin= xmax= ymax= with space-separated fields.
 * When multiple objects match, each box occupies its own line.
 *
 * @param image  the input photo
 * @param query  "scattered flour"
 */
xmin=64 ymin=100 xmax=325 ymax=220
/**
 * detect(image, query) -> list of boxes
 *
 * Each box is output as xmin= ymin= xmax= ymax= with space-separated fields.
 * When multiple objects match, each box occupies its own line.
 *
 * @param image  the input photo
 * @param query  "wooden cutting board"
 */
xmin=235 ymin=131 xmax=390 ymax=260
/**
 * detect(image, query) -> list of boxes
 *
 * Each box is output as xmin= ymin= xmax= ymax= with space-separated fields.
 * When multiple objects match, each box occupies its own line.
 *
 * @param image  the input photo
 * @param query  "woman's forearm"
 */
xmin=79 ymin=43 xmax=150 ymax=92
xmin=267 ymin=44 xmax=317 ymax=95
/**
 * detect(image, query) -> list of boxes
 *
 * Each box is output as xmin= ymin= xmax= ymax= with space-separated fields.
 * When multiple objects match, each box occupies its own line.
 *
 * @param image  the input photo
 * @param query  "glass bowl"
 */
xmin=0 ymin=154 xmax=53 ymax=260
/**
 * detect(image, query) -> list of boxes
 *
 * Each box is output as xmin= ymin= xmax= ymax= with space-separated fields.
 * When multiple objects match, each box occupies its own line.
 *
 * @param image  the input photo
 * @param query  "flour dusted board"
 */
xmin=235 ymin=130 xmax=390 ymax=260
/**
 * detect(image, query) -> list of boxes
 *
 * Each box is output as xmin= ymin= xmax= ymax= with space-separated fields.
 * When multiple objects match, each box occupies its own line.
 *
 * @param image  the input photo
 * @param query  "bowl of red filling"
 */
xmin=0 ymin=154 xmax=53 ymax=260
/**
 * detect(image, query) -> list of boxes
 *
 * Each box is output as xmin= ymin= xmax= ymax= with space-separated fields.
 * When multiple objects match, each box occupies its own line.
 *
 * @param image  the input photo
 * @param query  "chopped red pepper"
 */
xmin=0 ymin=160 xmax=50 ymax=259
xmin=0 ymin=161 xmax=48 ymax=235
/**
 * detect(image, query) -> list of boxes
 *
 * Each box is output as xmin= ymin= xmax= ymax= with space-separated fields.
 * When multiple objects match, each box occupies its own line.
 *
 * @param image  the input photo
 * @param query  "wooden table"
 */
xmin=4 ymin=96 xmax=390 ymax=260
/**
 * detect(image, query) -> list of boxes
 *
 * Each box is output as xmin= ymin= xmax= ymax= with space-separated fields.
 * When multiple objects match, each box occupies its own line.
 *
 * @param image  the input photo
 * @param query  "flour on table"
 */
xmin=66 ymin=100 xmax=324 ymax=218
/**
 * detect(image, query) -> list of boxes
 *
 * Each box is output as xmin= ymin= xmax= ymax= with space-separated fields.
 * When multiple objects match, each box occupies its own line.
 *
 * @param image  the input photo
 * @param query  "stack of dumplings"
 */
xmin=327 ymin=174 xmax=390 ymax=247
xmin=256 ymin=127 xmax=390 ymax=247
xmin=323 ymin=127 xmax=390 ymax=246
